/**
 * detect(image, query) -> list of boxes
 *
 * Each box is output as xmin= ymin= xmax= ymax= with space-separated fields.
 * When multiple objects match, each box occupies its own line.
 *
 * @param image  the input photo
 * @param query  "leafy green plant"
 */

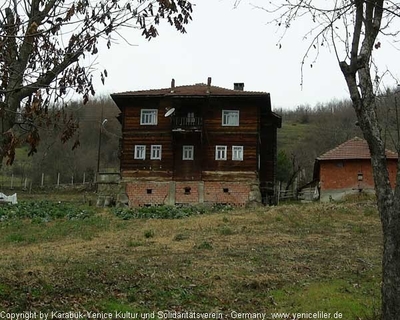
xmin=112 ymin=204 xmax=236 ymax=220
xmin=195 ymin=241 xmax=213 ymax=250
xmin=0 ymin=201 xmax=95 ymax=222
xmin=144 ymin=230 xmax=155 ymax=238
xmin=219 ymin=226 xmax=235 ymax=236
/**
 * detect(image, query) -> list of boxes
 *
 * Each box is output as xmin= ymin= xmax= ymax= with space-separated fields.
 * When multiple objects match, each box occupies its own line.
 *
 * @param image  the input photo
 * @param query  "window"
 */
xmin=222 ymin=110 xmax=239 ymax=126
xmin=215 ymin=145 xmax=227 ymax=160
xmin=183 ymin=145 xmax=194 ymax=160
xmin=150 ymin=145 xmax=162 ymax=160
xmin=134 ymin=145 xmax=146 ymax=159
xmin=232 ymin=146 xmax=244 ymax=161
xmin=140 ymin=109 xmax=158 ymax=125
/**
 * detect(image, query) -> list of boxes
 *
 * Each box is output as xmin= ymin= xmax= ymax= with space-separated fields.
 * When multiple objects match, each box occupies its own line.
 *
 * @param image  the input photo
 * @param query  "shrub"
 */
xmin=112 ymin=205 xmax=207 ymax=220
xmin=0 ymin=201 xmax=95 ymax=222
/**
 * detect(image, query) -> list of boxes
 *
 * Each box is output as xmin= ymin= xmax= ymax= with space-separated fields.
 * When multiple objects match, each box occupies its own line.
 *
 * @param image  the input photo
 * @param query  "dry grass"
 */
xmin=0 ymin=201 xmax=382 ymax=318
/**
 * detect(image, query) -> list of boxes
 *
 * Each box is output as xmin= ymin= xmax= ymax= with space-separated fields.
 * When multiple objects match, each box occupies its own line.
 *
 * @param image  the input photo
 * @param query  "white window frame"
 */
xmin=140 ymin=109 xmax=158 ymax=125
xmin=182 ymin=145 xmax=194 ymax=160
xmin=222 ymin=110 xmax=239 ymax=126
xmin=150 ymin=145 xmax=162 ymax=160
xmin=215 ymin=145 xmax=227 ymax=160
xmin=232 ymin=146 xmax=244 ymax=161
xmin=134 ymin=145 xmax=146 ymax=160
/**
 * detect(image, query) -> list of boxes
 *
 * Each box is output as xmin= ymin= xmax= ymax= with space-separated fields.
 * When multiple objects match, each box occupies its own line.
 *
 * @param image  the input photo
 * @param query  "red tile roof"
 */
xmin=112 ymin=83 xmax=268 ymax=97
xmin=317 ymin=137 xmax=398 ymax=160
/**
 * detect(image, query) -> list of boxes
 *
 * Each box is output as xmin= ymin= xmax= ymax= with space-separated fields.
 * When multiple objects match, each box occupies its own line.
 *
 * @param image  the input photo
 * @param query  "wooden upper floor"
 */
xmin=111 ymin=79 xmax=281 ymax=181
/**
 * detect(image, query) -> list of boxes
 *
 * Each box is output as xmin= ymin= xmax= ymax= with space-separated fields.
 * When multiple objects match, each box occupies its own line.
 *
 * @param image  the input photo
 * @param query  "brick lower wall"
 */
xmin=125 ymin=180 xmax=254 ymax=207
xmin=204 ymin=182 xmax=251 ymax=207
xmin=126 ymin=182 xmax=170 ymax=207
xmin=175 ymin=182 xmax=200 ymax=204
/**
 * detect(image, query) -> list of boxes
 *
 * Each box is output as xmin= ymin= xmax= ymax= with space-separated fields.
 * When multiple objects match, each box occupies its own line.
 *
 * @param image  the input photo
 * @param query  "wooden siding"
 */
xmin=120 ymin=134 xmax=173 ymax=175
xmin=114 ymin=94 xmax=279 ymax=189
xmin=123 ymin=98 xmax=172 ymax=132
xmin=203 ymin=99 xmax=259 ymax=133
xmin=173 ymin=133 xmax=202 ymax=180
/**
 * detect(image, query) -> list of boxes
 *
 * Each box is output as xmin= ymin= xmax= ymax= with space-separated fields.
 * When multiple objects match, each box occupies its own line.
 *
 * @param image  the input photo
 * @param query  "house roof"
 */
xmin=317 ymin=137 xmax=398 ymax=160
xmin=111 ymin=83 xmax=269 ymax=97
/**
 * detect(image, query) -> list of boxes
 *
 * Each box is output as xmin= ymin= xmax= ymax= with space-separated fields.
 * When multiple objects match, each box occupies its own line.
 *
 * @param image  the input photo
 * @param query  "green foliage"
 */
xmin=112 ymin=205 xmax=207 ymax=220
xmin=112 ymin=204 xmax=235 ymax=220
xmin=277 ymin=150 xmax=293 ymax=182
xmin=195 ymin=241 xmax=213 ymax=250
xmin=143 ymin=230 xmax=155 ymax=239
xmin=0 ymin=201 xmax=94 ymax=222
xmin=219 ymin=226 xmax=235 ymax=235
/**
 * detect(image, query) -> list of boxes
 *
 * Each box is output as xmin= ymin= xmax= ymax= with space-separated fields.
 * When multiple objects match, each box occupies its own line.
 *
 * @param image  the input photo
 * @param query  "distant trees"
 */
xmin=276 ymin=98 xmax=362 ymax=186
xmin=6 ymin=97 xmax=120 ymax=186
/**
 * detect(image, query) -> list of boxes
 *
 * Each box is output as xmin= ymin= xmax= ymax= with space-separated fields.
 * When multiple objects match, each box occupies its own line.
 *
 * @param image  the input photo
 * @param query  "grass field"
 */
xmin=277 ymin=121 xmax=315 ymax=153
xmin=0 ymin=200 xmax=382 ymax=319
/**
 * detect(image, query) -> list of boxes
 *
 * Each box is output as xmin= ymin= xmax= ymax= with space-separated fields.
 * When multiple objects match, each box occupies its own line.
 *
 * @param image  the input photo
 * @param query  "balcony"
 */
xmin=172 ymin=117 xmax=203 ymax=132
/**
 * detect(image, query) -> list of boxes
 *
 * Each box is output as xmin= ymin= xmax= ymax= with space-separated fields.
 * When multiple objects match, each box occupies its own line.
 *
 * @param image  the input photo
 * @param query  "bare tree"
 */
xmin=0 ymin=0 xmax=192 ymax=163
xmin=254 ymin=0 xmax=400 ymax=318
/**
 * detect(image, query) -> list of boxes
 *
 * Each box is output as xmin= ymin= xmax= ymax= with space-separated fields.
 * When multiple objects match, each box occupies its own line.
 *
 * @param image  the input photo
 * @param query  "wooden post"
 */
xmin=83 ymin=172 xmax=86 ymax=184
xmin=71 ymin=175 xmax=74 ymax=186
xmin=277 ymin=181 xmax=281 ymax=205
xmin=24 ymin=178 xmax=28 ymax=190
xmin=41 ymin=173 xmax=44 ymax=187
xmin=57 ymin=173 xmax=60 ymax=187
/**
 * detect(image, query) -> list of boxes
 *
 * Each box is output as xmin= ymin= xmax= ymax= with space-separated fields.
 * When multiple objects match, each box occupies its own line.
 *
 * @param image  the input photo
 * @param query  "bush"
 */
xmin=112 ymin=205 xmax=208 ymax=220
xmin=0 ymin=201 xmax=94 ymax=222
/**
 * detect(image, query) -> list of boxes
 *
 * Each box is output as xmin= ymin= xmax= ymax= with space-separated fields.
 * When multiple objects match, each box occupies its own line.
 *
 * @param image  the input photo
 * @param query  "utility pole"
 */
xmin=96 ymin=105 xmax=104 ymax=184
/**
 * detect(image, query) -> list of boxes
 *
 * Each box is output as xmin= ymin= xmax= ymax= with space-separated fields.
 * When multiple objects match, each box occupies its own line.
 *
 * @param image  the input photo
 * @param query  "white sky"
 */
xmin=88 ymin=0 xmax=400 ymax=110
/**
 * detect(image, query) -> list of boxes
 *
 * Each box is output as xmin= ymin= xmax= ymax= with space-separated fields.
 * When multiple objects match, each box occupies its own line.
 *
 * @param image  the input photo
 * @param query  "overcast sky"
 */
xmin=88 ymin=0 xmax=400 ymax=110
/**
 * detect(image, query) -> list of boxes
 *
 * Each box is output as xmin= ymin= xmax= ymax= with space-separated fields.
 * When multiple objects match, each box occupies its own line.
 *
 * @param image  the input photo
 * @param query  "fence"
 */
xmin=0 ymin=171 xmax=95 ymax=192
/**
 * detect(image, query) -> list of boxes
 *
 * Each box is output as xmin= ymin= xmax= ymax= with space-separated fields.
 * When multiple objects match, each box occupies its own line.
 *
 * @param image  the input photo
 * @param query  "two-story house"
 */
xmin=111 ymin=78 xmax=281 ymax=207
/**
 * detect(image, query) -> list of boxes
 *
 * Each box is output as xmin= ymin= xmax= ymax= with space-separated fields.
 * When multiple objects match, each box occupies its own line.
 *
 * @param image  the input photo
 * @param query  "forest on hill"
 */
xmin=276 ymin=88 xmax=400 ymax=189
xmin=0 ymin=97 xmax=121 ymax=188
xmin=1 ymin=88 xmax=399 ymax=190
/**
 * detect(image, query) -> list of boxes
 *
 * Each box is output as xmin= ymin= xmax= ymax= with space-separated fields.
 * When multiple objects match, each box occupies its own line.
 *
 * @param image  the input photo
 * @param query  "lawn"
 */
xmin=0 ymin=200 xmax=382 ymax=319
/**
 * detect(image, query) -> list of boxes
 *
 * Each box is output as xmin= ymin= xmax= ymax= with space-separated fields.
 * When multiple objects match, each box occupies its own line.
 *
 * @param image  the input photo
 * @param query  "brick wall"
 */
xmin=126 ymin=182 xmax=170 ymax=207
xmin=204 ymin=182 xmax=251 ymax=206
xmin=320 ymin=159 xmax=397 ymax=191
xmin=125 ymin=180 xmax=254 ymax=207
xmin=175 ymin=182 xmax=200 ymax=204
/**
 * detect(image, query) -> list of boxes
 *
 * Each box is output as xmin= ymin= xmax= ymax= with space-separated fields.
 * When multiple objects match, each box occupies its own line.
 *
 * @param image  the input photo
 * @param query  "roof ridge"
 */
xmin=112 ymin=82 xmax=268 ymax=96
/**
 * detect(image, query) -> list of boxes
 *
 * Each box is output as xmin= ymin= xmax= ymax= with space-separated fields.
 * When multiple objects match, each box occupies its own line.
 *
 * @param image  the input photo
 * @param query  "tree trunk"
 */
xmin=381 ymin=203 xmax=400 ymax=318
xmin=341 ymin=64 xmax=400 ymax=319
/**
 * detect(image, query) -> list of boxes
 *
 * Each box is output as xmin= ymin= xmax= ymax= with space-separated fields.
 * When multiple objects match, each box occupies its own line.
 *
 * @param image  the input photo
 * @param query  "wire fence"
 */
xmin=0 ymin=171 xmax=95 ymax=192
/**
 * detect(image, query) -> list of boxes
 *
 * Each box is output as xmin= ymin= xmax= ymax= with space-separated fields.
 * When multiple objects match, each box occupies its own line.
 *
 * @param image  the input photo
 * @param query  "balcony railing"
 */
xmin=172 ymin=117 xmax=202 ymax=128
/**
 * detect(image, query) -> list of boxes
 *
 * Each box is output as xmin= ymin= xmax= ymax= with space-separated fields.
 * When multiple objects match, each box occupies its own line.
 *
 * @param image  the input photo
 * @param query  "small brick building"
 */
xmin=111 ymin=78 xmax=281 ymax=207
xmin=314 ymin=137 xmax=398 ymax=201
